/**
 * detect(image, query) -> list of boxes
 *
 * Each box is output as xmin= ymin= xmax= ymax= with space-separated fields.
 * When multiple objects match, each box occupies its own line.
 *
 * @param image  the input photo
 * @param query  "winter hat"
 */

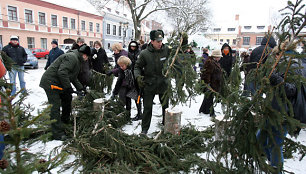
xmin=10 ymin=36 xmax=18 ymax=41
xmin=130 ymin=42 xmax=137 ymax=47
xmin=150 ymin=30 xmax=164 ymax=41
xmin=211 ymin=50 xmax=222 ymax=58
xmin=79 ymin=45 xmax=91 ymax=56
xmin=51 ymin=40 xmax=58 ymax=46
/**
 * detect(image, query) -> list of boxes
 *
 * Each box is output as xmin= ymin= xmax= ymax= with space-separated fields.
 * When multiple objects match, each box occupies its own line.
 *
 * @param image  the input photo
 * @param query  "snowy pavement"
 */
xmin=9 ymin=59 xmax=306 ymax=173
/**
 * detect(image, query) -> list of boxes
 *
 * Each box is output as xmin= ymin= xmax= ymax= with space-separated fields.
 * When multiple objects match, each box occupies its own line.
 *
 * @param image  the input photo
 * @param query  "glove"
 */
xmin=64 ymin=87 xmax=74 ymax=94
xmin=106 ymin=70 xmax=113 ymax=76
xmin=93 ymin=54 xmax=97 ymax=59
xmin=136 ymin=76 xmax=145 ymax=88
xmin=44 ymin=66 xmax=47 ymax=70
xmin=269 ymin=73 xmax=283 ymax=86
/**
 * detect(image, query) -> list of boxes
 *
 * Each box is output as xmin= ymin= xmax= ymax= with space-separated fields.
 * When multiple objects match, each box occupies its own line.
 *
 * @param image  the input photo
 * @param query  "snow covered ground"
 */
xmin=9 ymin=59 xmax=306 ymax=173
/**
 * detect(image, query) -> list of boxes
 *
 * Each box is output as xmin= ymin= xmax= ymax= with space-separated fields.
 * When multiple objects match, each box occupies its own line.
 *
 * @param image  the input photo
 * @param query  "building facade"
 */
xmin=0 ymin=0 xmax=103 ymax=50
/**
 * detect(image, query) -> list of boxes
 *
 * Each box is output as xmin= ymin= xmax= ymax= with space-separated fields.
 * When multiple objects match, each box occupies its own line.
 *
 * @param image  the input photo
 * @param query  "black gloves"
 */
xmin=269 ymin=73 xmax=283 ymax=86
xmin=106 ymin=70 xmax=113 ymax=76
xmin=64 ymin=87 xmax=74 ymax=94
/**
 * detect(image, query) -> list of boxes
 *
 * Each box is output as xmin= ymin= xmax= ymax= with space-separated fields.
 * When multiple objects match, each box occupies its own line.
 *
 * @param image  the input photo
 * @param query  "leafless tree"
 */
xmin=162 ymin=0 xmax=210 ymax=34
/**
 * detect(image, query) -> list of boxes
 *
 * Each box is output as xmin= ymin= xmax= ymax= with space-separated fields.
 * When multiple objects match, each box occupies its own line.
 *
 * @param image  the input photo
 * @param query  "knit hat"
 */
xmin=130 ymin=42 xmax=137 ymax=47
xmin=211 ymin=50 xmax=222 ymax=58
xmin=10 ymin=36 xmax=18 ymax=41
xmin=79 ymin=45 xmax=91 ymax=56
xmin=150 ymin=30 xmax=164 ymax=41
xmin=51 ymin=40 xmax=58 ymax=46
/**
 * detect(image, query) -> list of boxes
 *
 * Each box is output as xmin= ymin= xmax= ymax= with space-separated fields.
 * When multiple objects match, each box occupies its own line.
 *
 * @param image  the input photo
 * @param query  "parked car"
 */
xmin=24 ymin=48 xmax=38 ymax=69
xmin=30 ymin=48 xmax=49 ymax=59
xmin=59 ymin=44 xmax=73 ymax=53
xmin=105 ymin=49 xmax=114 ymax=62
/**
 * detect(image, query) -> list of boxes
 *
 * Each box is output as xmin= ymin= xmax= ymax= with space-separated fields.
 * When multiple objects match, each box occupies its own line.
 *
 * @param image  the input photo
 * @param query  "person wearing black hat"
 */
xmin=44 ymin=40 xmax=64 ymax=70
xmin=39 ymin=45 xmax=90 ymax=140
xmin=2 ymin=36 xmax=27 ymax=95
xmin=134 ymin=29 xmax=170 ymax=135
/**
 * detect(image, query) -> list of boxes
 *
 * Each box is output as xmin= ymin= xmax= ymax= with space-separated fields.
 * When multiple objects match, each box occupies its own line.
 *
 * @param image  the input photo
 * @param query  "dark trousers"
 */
xmin=44 ymin=88 xmax=65 ymax=139
xmin=199 ymin=93 xmax=215 ymax=115
xmin=59 ymin=92 xmax=72 ymax=124
xmin=142 ymin=93 xmax=168 ymax=132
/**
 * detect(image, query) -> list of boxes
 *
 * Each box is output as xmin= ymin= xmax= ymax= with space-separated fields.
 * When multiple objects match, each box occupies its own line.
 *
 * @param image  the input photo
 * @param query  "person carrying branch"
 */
xmin=134 ymin=30 xmax=170 ymax=135
xmin=39 ymin=45 xmax=91 ymax=140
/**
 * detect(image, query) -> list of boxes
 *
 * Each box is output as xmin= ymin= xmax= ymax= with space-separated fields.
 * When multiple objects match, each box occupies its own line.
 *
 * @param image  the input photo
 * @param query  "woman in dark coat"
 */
xmin=111 ymin=43 xmax=128 ymax=69
xmin=219 ymin=43 xmax=233 ymax=77
xmin=199 ymin=50 xmax=223 ymax=116
xmin=90 ymin=41 xmax=109 ymax=73
xmin=128 ymin=41 xmax=140 ymax=70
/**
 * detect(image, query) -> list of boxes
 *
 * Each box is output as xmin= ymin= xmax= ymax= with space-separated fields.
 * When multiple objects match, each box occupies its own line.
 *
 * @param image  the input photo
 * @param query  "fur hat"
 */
xmin=150 ymin=30 xmax=164 ymax=41
xmin=10 ymin=36 xmax=18 ymax=41
xmin=130 ymin=42 xmax=137 ymax=47
xmin=79 ymin=45 xmax=91 ymax=56
xmin=211 ymin=50 xmax=222 ymax=58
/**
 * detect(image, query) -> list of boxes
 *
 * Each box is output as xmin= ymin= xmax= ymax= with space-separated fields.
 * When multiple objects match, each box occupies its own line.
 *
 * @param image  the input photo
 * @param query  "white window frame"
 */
xmin=96 ymin=23 xmax=100 ymax=33
xmin=7 ymin=5 xmax=19 ymax=22
xmin=24 ymin=8 xmax=34 ymax=24
xmin=81 ymin=20 xmax=86 ymax=31
xmin=38 ymin=11 xmax=47 ymax=25
xmin=106 ymin=23 xmax=111 ymax=35
xmin=62 ymin=16 xmax=68 ymax=28
xmin=51 ymin=14 xmax=58 ymax=27
xmin=70 ymin=18 xmax=76 ymax=30
xmin=89 ymin=22 xmax=93 ymax=32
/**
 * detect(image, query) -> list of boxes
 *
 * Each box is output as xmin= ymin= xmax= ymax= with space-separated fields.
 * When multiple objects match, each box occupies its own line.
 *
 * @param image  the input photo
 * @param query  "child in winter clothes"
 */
xmin=111 ymin=56 xmax=141 ymax=119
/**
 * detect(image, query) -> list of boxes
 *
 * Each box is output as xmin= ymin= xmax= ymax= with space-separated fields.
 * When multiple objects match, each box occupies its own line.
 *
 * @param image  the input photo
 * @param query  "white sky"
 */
xmin=208 ymin=0 xmax=290 ymax=26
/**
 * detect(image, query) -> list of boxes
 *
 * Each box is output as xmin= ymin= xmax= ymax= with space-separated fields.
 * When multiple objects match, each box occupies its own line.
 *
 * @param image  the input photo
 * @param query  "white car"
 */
xmin=59 ymin=44 xmax=73 ymax=53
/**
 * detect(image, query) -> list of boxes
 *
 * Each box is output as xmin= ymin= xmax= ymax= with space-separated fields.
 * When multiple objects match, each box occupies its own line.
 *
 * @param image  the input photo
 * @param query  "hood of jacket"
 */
xmin=221 ymin=43 xmax=232 ymax=56
xmin=128 ymin=41 xmax=139 ymax=52
xmin=261 ymin=36 xmax=277 ymax=48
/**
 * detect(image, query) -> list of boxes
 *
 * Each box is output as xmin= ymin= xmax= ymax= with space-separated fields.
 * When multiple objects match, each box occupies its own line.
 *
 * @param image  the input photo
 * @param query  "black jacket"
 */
xmin=219 ymin=43 xmax=233 ymax=77
xmin=2 ymin=42 xmax=27 ymax=66
xmin=113 ymin=66 xmax=134 ymax=95
xmin=45 ymin=47 xmax=64 ymax=69
xmin=128 ymin=41 xmax=140 ymax=69
xmin=90 ymin=47 xmax=109 ymax=73
xmin=248 ymin=36 xmax=277 ymax=71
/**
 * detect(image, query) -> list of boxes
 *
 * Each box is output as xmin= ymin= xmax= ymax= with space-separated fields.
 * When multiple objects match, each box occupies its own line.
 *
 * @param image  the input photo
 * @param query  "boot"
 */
xmin=132 ymin=113 xmax=142 ymax=121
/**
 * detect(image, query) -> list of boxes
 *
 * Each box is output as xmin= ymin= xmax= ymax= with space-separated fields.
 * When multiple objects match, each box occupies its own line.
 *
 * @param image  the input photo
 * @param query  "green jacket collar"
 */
xmin=147 ymin=43 xmax=165 ymax=53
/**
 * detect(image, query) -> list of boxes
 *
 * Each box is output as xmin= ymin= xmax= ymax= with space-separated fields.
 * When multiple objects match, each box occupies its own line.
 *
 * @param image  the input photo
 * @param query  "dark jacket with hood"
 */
xmin=90 ymin=47 xmax=109 ymax=73
xmin=201 ymin=57 xmax=223 ymax=92
xmin=128 ymin=41 xmax=140 ymax=69
xmin=2 ymin=42 xmax=27 ymax=66
xmin=219 ymin=43 xmax=233 ymax=77
xmin=45 ymin=47 xmax=64 ymax=69
xmin=134 ymin=43 xmax=170 ymax=94
xmin=112 ymin=66 xmax=135 ymax=95
xmin=247 ymin=36 xmax=277 ymax=71
xmin=39 ymin=49 xmax=84 ymax=91
xmin=114 ymin=50 xmax=128 ymax=68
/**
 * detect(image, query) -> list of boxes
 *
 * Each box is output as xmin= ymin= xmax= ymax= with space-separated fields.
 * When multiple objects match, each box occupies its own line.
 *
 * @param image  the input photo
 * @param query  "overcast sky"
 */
xmin=208 ymin=0 xmax=290 ymax=26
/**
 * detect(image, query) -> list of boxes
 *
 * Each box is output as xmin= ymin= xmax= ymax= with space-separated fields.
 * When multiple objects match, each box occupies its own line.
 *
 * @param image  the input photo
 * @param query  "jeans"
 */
xmin=256 ymin=126 xmax=288 ymax=168
xmin=9 ymin=66 xmax=26 ymax=95
xmin=0 ymin=134 xmax=4 ymax=160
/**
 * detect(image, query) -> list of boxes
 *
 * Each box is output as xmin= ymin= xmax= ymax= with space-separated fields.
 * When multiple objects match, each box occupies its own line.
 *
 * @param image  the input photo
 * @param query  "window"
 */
xmin=132 ymin=29 xmax=134 ymax=38
xmin=0 ymin=35 xmax=3 ymax=47
xmin=96 ymin=23 xmax=100 ymax=33
xmin=214 ymin=39 xmax=217 ymax=42
xmin=63 ymin=17 xmax=68 ymax=28
xmin=108 ymin=43 xmax=110 ymax=49
xmin=71 ymin=18 xmax=76 ymax=29
xmin=228 ymin=28 xmax=235 ymax=31
xmin=25 ymin=9 xmax=33 ymax=23
xmin=213 ymin=28 xmax=221 ymax=32
xmin=27 ymin=37 xmax=35 ymax=49
xmin=123 ymin=29 xmax=126 ymax=37
xmin=8 ymin=6 xmax=18 ymax=21
xmin=220 ymin=39 xmax=223 ymax=42
xmin=107 ymin=24 xmax=110 ymax=34
xmin=243 ymin=37 xmax=250 ymax=45
xmin=119 ymin=26 xmax=122 ymax=36
xmin=244 ymin=26 xmax=252 ymax=29
xmin=257 ymin=26 xmax=265 ymax=29
xmin=39 ymin=12 xmax=46 ymax=25
xmin=256 ymin=37 xmax=263 ymax=45
xmin=41 ymin=38 xmax=47 ymax=49
xmin=81 ymin=20 xmax=85 ymax=31
xmin=113 ymin=25 xmax=116 ymax=35
xmin=233 ymin=39 xmax=237 ymax=45
xmin=226 ymin=39 xmax=230 ymax=44
xmin=51 ymin=15 xmax=57 ymax=27
xmin=89 ymin=22 xmax=93 ymax=32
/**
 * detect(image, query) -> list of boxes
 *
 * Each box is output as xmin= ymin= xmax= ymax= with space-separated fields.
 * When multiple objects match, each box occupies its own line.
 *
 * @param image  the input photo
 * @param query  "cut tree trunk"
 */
xmin=164 ymin=108 xmax=182 ymax=135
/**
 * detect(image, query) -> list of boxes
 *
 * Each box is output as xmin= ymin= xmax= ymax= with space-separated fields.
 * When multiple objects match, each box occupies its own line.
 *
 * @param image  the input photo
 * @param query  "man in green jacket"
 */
xmin=40 ymin=45 xmax=91 ymax=140
xmin=134 ymin=30 xmax=170 ymax=135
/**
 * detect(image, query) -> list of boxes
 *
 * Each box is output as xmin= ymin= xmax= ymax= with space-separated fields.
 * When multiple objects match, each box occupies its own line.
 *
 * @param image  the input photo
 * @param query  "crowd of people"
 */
xmin=0 ymin=31 xmax=305 ymax=171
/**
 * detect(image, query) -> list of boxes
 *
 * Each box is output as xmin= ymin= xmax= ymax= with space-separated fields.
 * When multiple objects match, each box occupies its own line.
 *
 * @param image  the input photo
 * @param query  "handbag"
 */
xmin=126 ymin=88 xmax=139 ymax=100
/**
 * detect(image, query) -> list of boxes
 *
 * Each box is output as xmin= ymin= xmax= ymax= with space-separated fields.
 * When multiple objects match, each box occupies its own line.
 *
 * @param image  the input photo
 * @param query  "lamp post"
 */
xmin=120 ymin=22 xmax=129 ymax=48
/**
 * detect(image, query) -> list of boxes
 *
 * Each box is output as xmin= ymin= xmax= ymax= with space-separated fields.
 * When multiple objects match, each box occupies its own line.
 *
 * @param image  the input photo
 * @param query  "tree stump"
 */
xmin=93 ymin=98 xmax=105 ymax=111
xmin=165 ymin=108 xmax=182 ymax=135
xmin=214 ymin=115 xmax=233 ymax=141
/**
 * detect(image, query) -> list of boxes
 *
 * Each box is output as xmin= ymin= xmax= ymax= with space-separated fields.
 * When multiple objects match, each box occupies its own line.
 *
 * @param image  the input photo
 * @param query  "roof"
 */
xmin=101 ymin=1 xmax=132 ymax=20
xmin=40 ymin=0 xmax=102 ymax=16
